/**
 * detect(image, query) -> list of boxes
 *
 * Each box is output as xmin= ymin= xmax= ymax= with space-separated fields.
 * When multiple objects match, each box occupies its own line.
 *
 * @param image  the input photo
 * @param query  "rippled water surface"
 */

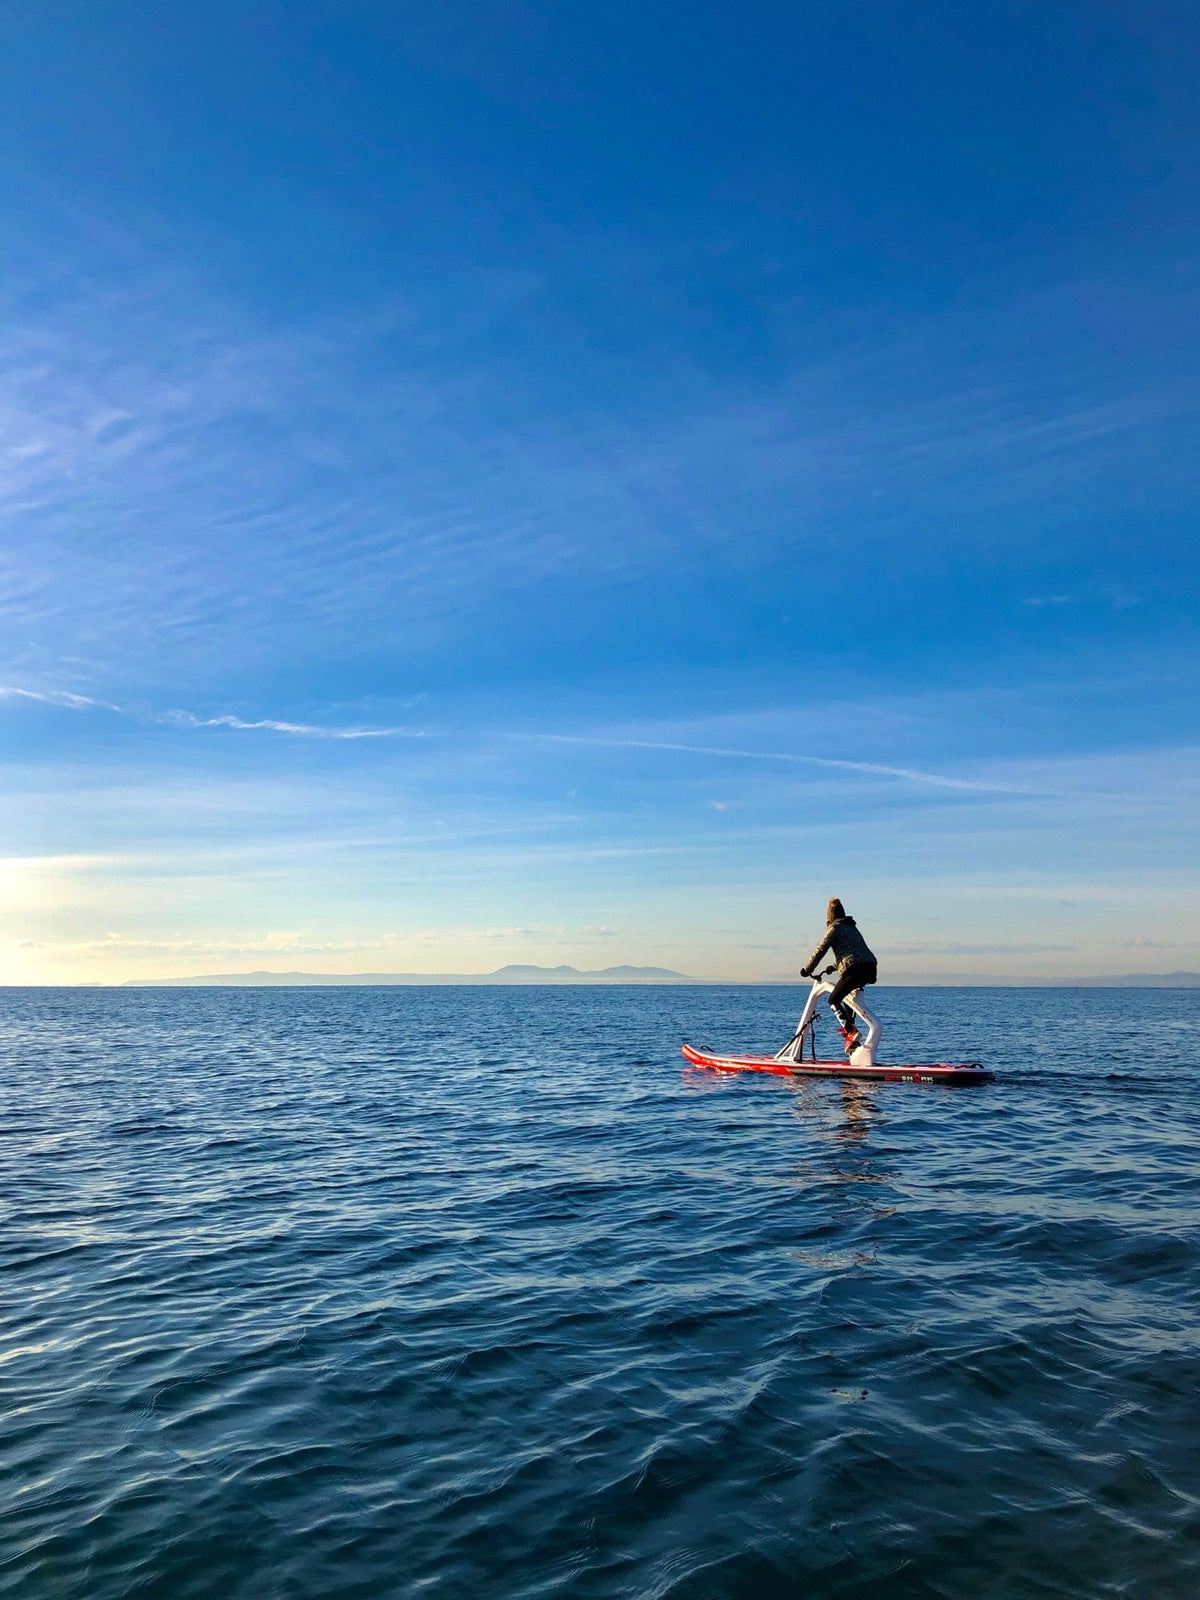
xmin=2 ymin=985 xmax=1199 ymax=1599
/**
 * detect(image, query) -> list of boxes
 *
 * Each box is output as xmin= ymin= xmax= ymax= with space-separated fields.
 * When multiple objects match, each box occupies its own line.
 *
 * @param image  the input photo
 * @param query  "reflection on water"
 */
xmin=785 ymin=1084 xmax=886 ymax=1272
xmin=784 ymin=1075 xmax=890 ymax=1213
xmin=834 ymin=1080 xmax=878 ymax=1143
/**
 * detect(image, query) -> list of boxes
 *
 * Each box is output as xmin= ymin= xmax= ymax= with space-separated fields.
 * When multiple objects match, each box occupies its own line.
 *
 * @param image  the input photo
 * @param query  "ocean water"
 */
xmin=2 ymin=984 xmax=1199 ymax=1600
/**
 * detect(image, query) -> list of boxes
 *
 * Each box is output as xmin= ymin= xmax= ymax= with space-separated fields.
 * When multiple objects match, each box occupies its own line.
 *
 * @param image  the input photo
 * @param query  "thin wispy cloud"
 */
xmin=881 ymin=941 xmax=1077 ymax=956
xmin=0 ymin=687 xmax=423 ymax=741
xmin=0 ymin=684 xmax=118 ymax=710
xmin=3 ymin=230 xmax=1196 ymax=715
xmin=162 ymin=711 xmax=424 ymax=740
xmin=520 ymin=732 xmax=1038 ymax=795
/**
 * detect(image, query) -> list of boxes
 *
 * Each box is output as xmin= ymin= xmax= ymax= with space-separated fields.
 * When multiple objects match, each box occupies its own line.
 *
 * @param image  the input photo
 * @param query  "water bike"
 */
xmin=682 ymin=967 xmax=993 ymax=1086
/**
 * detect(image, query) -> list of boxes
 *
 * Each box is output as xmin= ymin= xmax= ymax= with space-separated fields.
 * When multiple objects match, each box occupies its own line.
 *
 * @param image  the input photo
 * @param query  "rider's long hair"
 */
xmin=827 ymin=897 xmax=846 ymax=924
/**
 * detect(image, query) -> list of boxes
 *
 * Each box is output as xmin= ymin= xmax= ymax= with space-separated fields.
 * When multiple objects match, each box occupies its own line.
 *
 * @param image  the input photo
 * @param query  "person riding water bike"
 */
xmin=800 ymin=898 xmax=878 ymax=1051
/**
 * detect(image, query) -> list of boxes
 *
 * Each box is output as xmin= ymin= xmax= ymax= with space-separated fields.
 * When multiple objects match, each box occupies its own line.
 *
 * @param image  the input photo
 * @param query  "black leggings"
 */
xmin=829 ymin=961 xmax=877 ymax=1018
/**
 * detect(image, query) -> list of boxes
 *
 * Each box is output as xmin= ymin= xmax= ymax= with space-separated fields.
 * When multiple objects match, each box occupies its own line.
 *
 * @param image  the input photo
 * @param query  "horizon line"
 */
xmin=1 ymin=964 xmax=1191 ymax=989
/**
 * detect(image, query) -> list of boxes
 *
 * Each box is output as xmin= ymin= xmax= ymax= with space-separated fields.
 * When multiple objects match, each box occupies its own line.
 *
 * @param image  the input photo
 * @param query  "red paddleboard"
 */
xmin=681 ymin=1042 xmax=993 ymax=1087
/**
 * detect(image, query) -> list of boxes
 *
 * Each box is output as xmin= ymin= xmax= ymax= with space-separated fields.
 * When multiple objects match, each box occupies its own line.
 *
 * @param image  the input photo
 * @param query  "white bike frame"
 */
xmin=774 ymin=968 xmax=882 ymax=1068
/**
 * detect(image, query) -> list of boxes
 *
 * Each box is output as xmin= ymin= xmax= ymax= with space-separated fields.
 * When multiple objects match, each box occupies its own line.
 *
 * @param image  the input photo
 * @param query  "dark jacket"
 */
xmin=802 ymin=916 xmax=876 ymax=977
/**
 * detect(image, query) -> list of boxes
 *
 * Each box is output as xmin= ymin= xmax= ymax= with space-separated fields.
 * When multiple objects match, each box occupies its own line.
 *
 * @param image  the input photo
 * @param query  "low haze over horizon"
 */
xmin=1 ymin=1 xmax=1197 ymax=984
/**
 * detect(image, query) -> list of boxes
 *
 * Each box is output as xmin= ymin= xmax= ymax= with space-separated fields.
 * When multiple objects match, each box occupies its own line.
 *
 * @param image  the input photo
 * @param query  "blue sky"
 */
xmin=1 ymin=0 xmax=1197 ymax=981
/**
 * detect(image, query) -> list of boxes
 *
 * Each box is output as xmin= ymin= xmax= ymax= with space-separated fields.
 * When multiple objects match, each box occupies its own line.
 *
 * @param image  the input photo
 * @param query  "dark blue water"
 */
xmin=2 ymin=986 xmax=1199 ymax=1599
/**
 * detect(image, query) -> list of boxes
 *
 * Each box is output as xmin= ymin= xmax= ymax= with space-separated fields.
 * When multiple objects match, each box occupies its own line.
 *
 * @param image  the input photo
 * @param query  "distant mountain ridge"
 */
xmin=124 ymin=963 xmax=692 ymax=987
xmin=119 ymin=966 xmax=1200 ymax=988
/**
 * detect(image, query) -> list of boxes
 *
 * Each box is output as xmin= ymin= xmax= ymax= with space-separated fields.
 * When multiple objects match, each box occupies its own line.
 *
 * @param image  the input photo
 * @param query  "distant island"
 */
xmin=124 ymin=963 xmax=693 ymax=987
xmin=118 ymin=966 xmax=1200 ymax=988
